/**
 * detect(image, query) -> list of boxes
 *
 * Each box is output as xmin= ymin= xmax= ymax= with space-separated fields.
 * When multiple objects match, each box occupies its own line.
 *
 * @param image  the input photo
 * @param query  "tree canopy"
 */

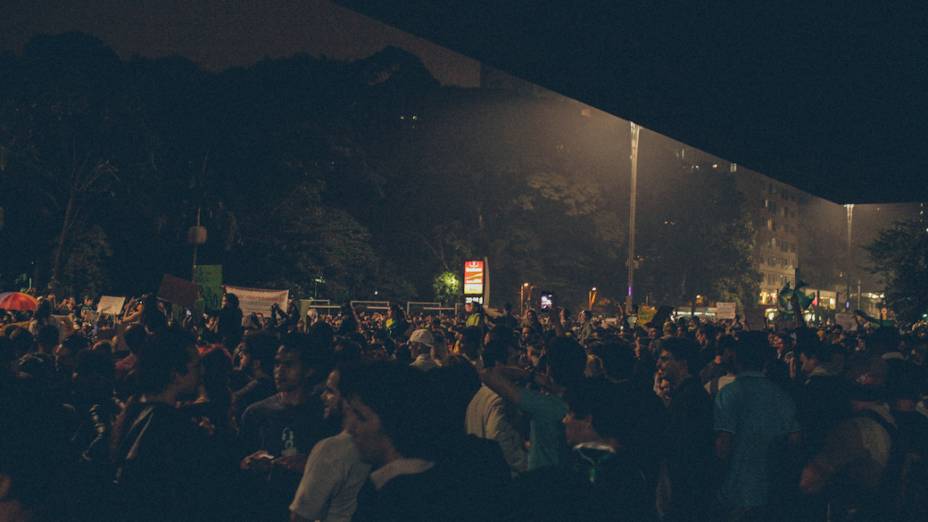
xmin=0 ymin=33 xmax=760 ymax=311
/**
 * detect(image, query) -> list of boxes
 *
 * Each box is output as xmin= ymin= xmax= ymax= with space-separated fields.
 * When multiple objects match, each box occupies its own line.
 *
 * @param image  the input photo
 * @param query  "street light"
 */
xmin=626 ymin=122 xmax=641 ymax=312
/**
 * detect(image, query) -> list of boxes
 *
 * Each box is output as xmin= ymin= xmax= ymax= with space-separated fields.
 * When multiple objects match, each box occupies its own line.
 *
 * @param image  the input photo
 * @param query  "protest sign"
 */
xmin=637 ymin=305 xmax=656 ymax=324
xmin=716 ymin=302 xmax=737 ymax=320
xmin=835 ymin=312 xmax=856 ymax=331
xmin=158 ymin=274 xmax=199 ymax=310
xmin=96 ymin=296 xmax=126 ymax=315
xmin=194 ymin=265 xmax=223 ymax=312
xmin=224 ymin=285 xmax=289 ymax=316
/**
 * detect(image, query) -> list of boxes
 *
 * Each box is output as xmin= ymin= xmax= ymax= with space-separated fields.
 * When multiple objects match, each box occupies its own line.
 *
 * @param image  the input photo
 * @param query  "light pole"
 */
xmin=845 ymin=204 xmax=854 ymax=309
xmin=625 ymin=122 xmax=640 ymax=312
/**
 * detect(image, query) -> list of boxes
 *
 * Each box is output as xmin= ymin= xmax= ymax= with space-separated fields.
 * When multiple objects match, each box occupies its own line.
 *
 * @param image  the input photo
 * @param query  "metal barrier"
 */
xmin=350 ymin=300 xmax=390 ymax=312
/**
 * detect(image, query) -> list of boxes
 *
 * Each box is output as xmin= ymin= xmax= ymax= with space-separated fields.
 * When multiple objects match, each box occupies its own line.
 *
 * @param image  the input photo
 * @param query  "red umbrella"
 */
xmin=0 ymin=292 xmax=38 ymax=312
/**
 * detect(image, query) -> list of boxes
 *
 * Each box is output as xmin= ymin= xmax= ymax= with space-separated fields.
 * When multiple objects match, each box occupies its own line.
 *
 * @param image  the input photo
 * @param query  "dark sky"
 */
xmin=1 ymin=0 xmax=481 ymax=86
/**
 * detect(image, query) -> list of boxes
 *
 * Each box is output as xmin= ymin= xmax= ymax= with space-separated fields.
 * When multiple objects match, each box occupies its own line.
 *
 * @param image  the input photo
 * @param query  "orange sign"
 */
xmin=463 ymin=260 xmax=485 ymax=296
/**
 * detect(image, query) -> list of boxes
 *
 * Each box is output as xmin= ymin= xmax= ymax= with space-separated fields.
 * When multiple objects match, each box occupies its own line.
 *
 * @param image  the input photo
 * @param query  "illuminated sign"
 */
xmin=463 ymin=260 xmax=485 ymax=296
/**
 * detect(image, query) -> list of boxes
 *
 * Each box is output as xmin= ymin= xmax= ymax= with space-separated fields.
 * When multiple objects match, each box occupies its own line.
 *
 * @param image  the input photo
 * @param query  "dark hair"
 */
xmin=734 ymin=332 xmax=770 ymax=372
xmin=483 ymin=340 xmax=511 ymax=368
xmin=339 ymin=362 xmax=435 ymax=459
xmin=565 ymin=379 xmax=635 ymax=443
xmin=199 ymin=347 xmax=232 ymax=406
xmin=223 ymin=293 xmax=240 ymax=309
xmin=545 ymin=337 xmax=587 ymax=387
xmin=243 ymin=331 xmax=278 ymax=372
xmin=591 ymin=340 xmax=636 ymax=381
xmin=279 ymin=332 xmax=333 ymax=386
xmin=75 ymin=348 xmax=115 ymax=383
xmin=659 ymin=337 xmax=701 ymax=374
xmin=460 ymin=326 xmax=483 ymax=359
xmin=123 ymin=324 xmax=148 ymax=354
xmin=60 ymin=333 xmax=90 ymax=355
xmin=36 ymin=325 xmax=60 ymax=348
xmin=334 ymin=339 xmax=363 ymax=366
xmin=135 ymin=329 xmax=197 ymax=394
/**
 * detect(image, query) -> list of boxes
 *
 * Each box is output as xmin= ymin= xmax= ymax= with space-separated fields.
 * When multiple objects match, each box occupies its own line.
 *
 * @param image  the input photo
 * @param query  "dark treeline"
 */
xmin=0 ymin=32 xmax=758 ymax=308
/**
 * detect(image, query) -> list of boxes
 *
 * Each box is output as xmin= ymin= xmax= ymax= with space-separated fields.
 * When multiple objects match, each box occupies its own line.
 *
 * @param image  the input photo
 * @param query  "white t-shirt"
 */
xmin=289 ymin=431 xmax=371 ymax=522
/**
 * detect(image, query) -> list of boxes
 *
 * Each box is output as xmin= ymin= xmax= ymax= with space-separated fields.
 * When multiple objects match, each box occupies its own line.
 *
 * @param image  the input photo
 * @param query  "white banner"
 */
xmin=96 ymin=296 xmax=127 ymax=315
xmin=716 ymin=302 xmax=737 ymax=320
xmin=223 ymin=285 xmax=289 ymax=317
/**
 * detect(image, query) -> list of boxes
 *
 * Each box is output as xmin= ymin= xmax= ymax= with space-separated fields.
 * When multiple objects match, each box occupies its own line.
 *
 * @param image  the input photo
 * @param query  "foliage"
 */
xmin=433 ymin=271 xmax=461 ymax=304
xmin=636 ymin=160 xmax=760 ymax=308
xmin=866 ymin=220 xmax=928 ymax=324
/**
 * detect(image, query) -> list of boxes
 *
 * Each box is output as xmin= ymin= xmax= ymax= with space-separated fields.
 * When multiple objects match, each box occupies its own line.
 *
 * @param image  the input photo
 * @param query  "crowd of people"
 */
xmin=2 ymin=292 xmax=928 ymax=521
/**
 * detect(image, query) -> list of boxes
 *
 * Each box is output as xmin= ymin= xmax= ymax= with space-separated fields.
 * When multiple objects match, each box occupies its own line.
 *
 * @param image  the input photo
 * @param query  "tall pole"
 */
xmin=191 ymin=207 xmax=201 ymax=278
xmin=845 ymin=204 xmax=854 ymax=310
xmin=626 ymin=122 xmax=640 ymax=312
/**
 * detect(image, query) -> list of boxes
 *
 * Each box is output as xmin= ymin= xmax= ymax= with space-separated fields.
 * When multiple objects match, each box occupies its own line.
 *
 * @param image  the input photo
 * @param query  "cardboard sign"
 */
xmin=193 ymin=265 xmax=223 ymax=312
xmin=96 ymin=296 xmax=126 ymax=315
xmin=224 ymin=285 xmax=289 ymax=317
xmin=637 ymin=305 xmax=656 ymax=324
xmin=158 ymin=274 xmax=199 ymax=310
xmin=716 ymin=302 xmax=737 ymax=320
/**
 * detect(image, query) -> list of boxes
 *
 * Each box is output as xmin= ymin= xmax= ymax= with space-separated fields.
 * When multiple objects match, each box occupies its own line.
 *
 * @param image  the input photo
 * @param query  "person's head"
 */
xmin=135 ymin=329 xmax=200 ymax=399
xmin=581 ymin=310 xmax=593 ymax=322
xmin=72 ymin=348 xmax=115 ymax=400
xmin=199 ymin=347 xmax=232 ymax=402
xmin=544 ymin=337 xmax=587 ymax=388
xmin=221 ymin=293 xmax=239 ymax=310
xmin=866 ymin=327 xmax=902 ymax=356
xmin=657 ymin=337 xmax=699 ymax=386
xmin=34 ymin=299 xmax=52 ymax=321
xmin=717 ymin=335 xmax=737 ymax=367
xmin=274 ymin=333 xmax=333 ymax=394
xmin=483 ymin=339 xmax=518 ymax=369
xmin=123 ymin=324 xmax=148 ymax=355
xmin=563 ymin=380 xmax=634 ymax=448
xmin=408 ymin=328 xmax=436 ymax=358
xmin=388 ymin=304 xmax=404 ymax=320
xmin=55 ymin=334 xmax=89 ymax=372
xmin=797 ymin=341 xmax=837 ymax=376
xmin=844 ymin=354 xmax=888 ymax=406
xmin=35 ymin=325 xmax=59 ymax=353
xmin=458 ymin=326 xmax=482 ymax=360
xmin=735 ymin=331 xmax=772 ymax=373
xmin=339 ymin=362 xmax=434 ymax=465
xmin=322 ymin=367 xmax=346 ymax=420
xmin=591 ymin=340 xmax=636 ymax=382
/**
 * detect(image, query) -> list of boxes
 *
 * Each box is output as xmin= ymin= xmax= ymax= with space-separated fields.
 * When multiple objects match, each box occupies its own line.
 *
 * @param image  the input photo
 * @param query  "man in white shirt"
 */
xmin=290 ymin=368 xmax=370 ymax=522
xmin=466 ymin=340 xmax=527 ymax=475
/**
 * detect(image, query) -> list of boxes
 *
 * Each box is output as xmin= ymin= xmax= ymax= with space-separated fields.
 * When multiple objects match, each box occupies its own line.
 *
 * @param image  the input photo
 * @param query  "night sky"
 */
xmin=1 ymin=0 xmax=481 ymax=87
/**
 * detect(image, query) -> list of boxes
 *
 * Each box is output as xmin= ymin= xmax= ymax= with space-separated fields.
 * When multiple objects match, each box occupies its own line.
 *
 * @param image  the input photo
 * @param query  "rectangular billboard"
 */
xmin=463 ymin=260 xmax=485 ymax=296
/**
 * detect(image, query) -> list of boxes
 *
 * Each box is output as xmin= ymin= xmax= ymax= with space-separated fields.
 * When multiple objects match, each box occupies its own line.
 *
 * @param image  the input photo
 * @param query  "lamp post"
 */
xmin=845 ymin=204 xmax=854 ymax=310
xmin=625 ymin=122 xmax=641 ymax=312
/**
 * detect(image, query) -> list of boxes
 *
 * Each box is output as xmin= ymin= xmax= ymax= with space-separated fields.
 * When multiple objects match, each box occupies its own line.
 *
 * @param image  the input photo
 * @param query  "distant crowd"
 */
xmin=2 ymin=291 xmax=928 ymax=521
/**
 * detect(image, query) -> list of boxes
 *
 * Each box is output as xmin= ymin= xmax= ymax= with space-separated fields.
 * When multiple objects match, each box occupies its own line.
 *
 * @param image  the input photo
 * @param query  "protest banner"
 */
xmin=224 ymin=285 xmax=289 ymax=316
xmin=716 ymin=302 xmax=737 ymax=320
xmin=158 ymin=274 xmax=199 ymax=310
xmin=96 ymin=296 xmax=126 ymax=315
xmin=193 ymin=265 xmax=223 ymax=312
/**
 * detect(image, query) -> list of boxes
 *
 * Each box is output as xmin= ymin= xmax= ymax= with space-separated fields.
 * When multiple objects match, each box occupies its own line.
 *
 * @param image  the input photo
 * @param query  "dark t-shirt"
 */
xmin=239 ymin=393 xmax=333 ymax=458
xmin=509 ymin=446 xmax=656 ymax=522
xmin=112 ymin=402 xmax=225 ymax=521
xmin=232 ymin=376 xmax=275 ymax=422
xmin=354 ymin=465 xmax=466 ymax=522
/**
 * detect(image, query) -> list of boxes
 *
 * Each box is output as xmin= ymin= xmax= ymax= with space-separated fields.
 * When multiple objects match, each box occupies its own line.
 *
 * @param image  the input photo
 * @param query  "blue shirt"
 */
xmin=714 ymin=372 xmax=800 ymax=508
xmin=520 ymin=388 xmax=569 ymax=470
